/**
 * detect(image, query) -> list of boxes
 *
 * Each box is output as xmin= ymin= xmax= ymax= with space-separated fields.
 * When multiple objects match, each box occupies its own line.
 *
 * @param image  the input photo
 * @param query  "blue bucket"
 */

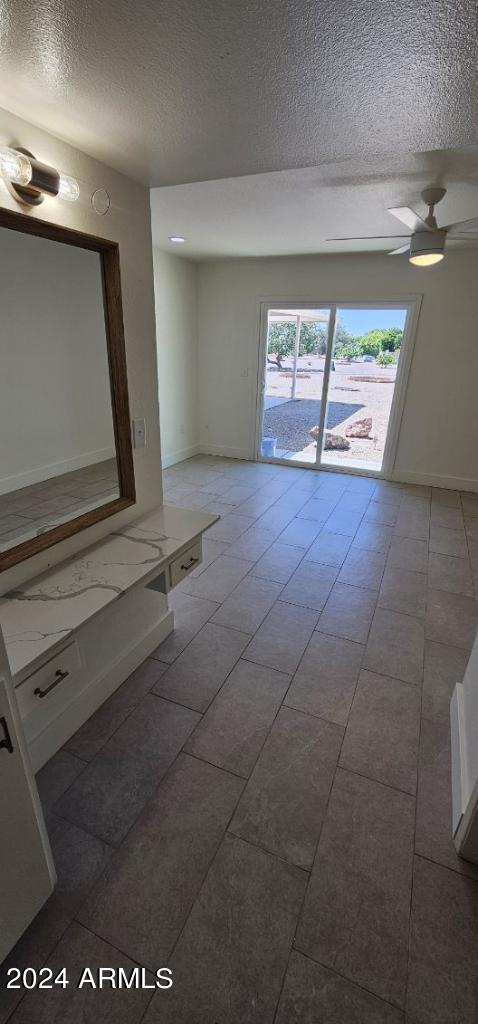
xmin=261 ymin=437 xmax=277 ymax=457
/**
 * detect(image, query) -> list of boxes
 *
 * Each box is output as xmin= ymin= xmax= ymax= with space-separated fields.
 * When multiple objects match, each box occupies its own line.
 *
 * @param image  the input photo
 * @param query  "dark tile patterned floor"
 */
xmin=2 ymin=456 xmax=478 ymax=1023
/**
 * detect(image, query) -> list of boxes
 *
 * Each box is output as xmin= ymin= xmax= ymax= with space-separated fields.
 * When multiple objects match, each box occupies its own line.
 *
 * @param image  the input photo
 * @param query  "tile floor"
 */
xmin=0 ymin=459 xmax=119 ymax=552
xmin=2 ymin=455 xmax=478 ymax=1023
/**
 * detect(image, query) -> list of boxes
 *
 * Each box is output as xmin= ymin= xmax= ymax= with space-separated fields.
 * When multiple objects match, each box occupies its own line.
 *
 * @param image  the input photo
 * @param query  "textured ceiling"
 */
xmin=0 ymin=1 xmax=478 ymax=185
xmin=151 ymin=147 xmax=478 ymax=259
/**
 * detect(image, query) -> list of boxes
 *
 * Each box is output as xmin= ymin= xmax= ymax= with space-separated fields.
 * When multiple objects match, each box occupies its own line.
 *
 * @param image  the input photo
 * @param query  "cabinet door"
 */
xmin=0 ymin=634 xmax=54 ymax=963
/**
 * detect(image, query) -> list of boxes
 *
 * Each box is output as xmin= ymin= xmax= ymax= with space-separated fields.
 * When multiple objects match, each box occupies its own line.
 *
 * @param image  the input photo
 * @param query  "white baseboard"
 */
xmin=392 ymin=469 xmax=478 ymax=492
xmin=29 ymin=609 xmax=174 ymax=772
xmin=161 ymin=444 xmax=200 ymax=469
xmin=199 ymin=443 xmax=250 ymax=460
xmin=162 ymin=445 xmax=478 ymax=489
xmin=0 ymin=448 xmax=116 ymax=496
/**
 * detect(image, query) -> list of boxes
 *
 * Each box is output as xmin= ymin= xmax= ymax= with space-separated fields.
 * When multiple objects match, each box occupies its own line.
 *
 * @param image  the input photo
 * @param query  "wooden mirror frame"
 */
xmin=0 ymin=207 xmax=136 ymax=572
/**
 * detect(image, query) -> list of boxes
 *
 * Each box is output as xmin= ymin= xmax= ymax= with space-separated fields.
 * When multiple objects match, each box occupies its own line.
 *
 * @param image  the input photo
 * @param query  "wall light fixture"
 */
xmin=0 ymin=146 xmax=80 ymax=206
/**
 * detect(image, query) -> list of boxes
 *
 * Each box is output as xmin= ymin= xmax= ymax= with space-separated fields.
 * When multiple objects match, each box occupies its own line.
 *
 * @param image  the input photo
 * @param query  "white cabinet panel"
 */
xmin=0 ymin=632 xmax=54 ymax=964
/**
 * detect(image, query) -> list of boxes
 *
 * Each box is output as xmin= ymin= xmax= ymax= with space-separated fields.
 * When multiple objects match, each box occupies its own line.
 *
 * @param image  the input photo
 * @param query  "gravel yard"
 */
xmin=262 ymin=398 xmax=364 ymax=453
xmin=262 ymin=358 xmax=397 ymax=467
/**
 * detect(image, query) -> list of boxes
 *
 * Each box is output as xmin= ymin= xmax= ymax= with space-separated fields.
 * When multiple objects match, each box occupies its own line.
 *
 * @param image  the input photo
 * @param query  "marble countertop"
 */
xmin=0 ymin=504 xmax=218 ymax=680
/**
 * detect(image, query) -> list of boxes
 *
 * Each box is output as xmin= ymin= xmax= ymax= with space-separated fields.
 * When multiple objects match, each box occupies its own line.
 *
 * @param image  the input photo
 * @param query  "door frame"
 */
xmin=254 ymin=296 xmax=422 ymax=479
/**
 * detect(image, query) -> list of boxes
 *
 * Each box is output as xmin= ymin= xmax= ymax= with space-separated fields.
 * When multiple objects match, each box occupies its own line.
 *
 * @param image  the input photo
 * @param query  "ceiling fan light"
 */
xmin=409 ymin=252 xmax=445 ymax=266
xmin=409 ymin=229 xmax=446 ymax=267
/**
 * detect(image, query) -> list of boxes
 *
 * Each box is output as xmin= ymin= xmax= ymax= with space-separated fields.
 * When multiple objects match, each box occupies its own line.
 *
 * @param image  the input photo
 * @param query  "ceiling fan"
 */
xmin=327 ymin=187 xmax=478 ymax=266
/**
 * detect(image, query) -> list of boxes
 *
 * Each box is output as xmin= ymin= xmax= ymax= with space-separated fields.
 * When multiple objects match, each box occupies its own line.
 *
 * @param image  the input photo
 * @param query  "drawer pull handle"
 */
xmin=34 ymin=669 xmax=70 ymax=699
xmin=0 ymin=715 xmax=14 ymax=755
xmin=180 ymin=556 xmax=199 ymax=571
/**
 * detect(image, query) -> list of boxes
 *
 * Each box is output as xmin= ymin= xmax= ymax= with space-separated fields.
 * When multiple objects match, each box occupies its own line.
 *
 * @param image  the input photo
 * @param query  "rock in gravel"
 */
xmin=324 ymin=432 xmax=350 ymax=450
xmin=345 ymin=416 xmax=372 ymax=438
xmin=309 ymin=426 xmax=351 ymax=450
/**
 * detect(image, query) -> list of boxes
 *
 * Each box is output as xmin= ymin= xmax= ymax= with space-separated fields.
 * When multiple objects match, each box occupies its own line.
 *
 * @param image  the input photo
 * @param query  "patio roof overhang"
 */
xmin=268 ymin=309 xmax=329 ymax=323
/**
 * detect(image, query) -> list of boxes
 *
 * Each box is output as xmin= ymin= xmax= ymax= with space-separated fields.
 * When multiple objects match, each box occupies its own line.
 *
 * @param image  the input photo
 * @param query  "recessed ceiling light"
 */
xmin=169 ymin=235 xmax=185 ymax=243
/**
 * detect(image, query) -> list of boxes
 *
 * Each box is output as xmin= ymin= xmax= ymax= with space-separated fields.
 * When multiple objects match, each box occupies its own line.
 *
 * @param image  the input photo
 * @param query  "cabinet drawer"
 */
xmin=16 ymin=642 xmax=82 ymax=721
xmin=169 ymin=540 xmax=202 ymax=588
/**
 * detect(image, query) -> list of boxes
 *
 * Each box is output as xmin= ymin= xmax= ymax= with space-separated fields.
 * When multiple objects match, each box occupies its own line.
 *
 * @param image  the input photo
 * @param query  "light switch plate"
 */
xmin=132 ymin=418 xmax=146 ymax=448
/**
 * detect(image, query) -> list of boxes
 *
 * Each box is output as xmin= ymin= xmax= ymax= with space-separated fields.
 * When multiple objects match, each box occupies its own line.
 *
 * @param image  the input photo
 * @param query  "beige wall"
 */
xmin=153 ymin=249 xmax=199 ymax=466
xmin=0 ymin=108 xmax=162 ymax=593
xmin=197 ymin=251 xmax=478 ymax=490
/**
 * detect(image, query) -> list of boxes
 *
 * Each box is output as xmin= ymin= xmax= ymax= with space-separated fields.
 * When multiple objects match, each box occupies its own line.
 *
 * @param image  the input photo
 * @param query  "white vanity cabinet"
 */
xmin=0 ymin=637 xmax=55 ymax=962
xmin=0 ymin=504 xmax=218 ymax=772
xmin=15 ymin=580 xmax=172 ymax=771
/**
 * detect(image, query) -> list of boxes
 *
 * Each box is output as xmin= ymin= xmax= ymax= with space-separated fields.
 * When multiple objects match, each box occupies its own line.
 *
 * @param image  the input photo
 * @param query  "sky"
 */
xmin=338 ymin=308 xmax=407 ymax=334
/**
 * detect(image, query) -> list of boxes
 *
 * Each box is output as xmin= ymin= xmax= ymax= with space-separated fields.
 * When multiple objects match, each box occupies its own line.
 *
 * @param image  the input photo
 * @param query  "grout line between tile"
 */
xmin=288 ymin=945 xmax=408 ymax=1015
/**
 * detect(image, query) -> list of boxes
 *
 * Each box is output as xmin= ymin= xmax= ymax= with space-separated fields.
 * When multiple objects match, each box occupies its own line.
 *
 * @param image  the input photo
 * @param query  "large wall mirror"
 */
xmin=0 ymin=209 xmax=135 ymax=571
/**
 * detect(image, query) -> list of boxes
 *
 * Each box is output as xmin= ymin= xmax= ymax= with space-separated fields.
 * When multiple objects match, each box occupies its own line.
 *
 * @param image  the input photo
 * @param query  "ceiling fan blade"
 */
xmin=387 ymin=206 xmax=432 ymax=232
xmin=326 ymin=235 xmax=410 ymax=241
xmin=388 ymin=244 xmax=411 ymax=255
xmin=445 ymin=217 xmax=478 ymax=238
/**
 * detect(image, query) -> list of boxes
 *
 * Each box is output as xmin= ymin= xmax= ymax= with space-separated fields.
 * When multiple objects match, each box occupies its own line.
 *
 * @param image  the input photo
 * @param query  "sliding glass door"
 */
xmin=257 ymin=302 xmax=412 ymax=476
xmin=259 ymin=307 xmax=333 ymax=463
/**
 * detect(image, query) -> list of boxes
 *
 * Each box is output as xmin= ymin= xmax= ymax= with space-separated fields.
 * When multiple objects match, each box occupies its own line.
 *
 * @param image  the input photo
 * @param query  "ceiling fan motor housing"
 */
xmin=410 ymin=228 xmax=446 ymax=260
